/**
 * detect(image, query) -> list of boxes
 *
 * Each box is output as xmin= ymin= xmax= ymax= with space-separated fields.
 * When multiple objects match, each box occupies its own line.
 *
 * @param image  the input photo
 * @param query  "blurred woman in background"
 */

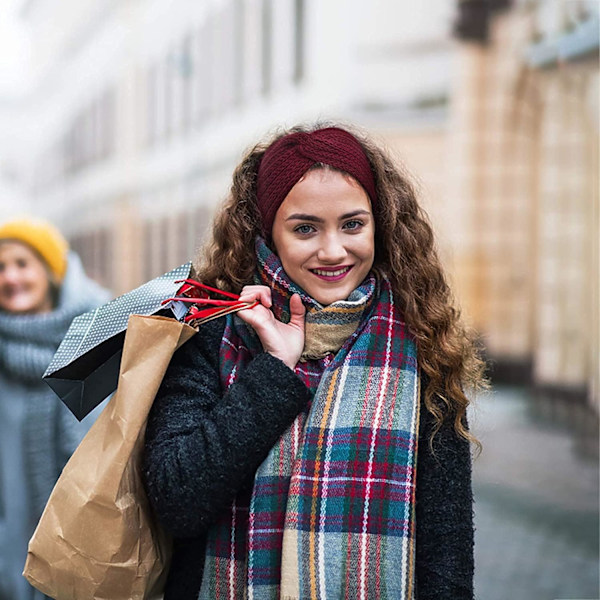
xmin=0 ymin=218 xmax=110 ymax=600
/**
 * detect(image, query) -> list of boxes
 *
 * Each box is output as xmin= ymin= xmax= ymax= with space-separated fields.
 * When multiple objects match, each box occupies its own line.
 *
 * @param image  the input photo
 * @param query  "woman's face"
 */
xmin=271 ymin=168 xmax=375 ymax=306
xmin=0 ymin=241 xmax=53 ymax=314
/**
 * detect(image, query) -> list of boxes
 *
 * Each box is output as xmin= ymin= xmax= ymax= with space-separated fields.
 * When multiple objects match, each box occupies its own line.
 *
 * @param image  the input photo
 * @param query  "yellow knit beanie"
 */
xmin=0 ymin=218 xmax=69 ymax=281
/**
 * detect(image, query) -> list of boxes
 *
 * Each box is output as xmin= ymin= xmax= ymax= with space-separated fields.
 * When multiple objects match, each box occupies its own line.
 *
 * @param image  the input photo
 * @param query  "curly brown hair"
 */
xmin=196 ymin=122 xmax=486 ymax=448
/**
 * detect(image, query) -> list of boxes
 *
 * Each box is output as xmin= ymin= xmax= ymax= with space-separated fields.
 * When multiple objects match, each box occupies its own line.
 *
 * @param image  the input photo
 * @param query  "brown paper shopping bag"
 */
xmin=24 ymin=314 xmax=196 ymax=600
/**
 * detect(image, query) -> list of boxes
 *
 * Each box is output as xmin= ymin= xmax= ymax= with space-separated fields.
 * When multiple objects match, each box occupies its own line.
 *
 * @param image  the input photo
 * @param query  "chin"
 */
xmin=311 ymin=287 xmax=353 ymax=306
xmin=6 ymin=306 xmax=31 ymax=314
xmin=2 ymin=301 xmax=41 ymax=314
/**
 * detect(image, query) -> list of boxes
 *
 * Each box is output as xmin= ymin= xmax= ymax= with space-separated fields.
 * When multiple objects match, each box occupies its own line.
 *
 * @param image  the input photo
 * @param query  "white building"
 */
xmin=6 ymin=0 xmax=455 ymax=292
xmin=1 ymin=0 xmax=598 ymax=413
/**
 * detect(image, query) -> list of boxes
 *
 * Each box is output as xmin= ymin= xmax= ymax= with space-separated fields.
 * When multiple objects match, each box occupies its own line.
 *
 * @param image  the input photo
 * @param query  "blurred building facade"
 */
xmin=14 ymin=0 xmax=456 ymax=288
xmin=451 ymin=0 xmax=599 ymax=414
xmin=1 ymin=0 xmax=598 ymax=413
xmin=0 ymin=103 xmax=30 ymax=220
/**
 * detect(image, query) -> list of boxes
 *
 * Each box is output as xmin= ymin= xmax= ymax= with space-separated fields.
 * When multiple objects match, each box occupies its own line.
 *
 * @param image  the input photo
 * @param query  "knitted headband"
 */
xmin=256 ymin=127 xmax=377 ymax=236
xmin=0 ymin=218 xmax=69 ymax=281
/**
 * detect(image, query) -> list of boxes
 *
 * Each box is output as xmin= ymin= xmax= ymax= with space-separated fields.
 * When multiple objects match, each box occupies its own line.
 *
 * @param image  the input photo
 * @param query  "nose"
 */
xmin=0 ymin=265 xmax=20 ymax=285
xmin=317 ymin=233 xmax=347 ymax=264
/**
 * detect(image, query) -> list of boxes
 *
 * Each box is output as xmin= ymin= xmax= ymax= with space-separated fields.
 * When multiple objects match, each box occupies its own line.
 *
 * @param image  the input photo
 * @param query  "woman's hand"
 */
xmin=237 ymin=285 xmax=305 ymax=370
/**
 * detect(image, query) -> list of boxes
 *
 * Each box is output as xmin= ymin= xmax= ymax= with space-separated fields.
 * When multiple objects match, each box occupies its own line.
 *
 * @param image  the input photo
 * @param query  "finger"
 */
xmin=239 ymin=285 xmax=272 ymax=308
xmin=238 ymin=285 xmax=258 ymax=301
xmin=288 ymin=293 xmax=306 ymax=330
xmin=237 ymin=302 xmax=268 ymax=327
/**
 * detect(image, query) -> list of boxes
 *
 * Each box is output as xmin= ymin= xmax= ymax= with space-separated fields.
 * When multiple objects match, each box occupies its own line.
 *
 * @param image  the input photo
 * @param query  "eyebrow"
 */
xmin=285 ymin=209 xmax=371 ymax=223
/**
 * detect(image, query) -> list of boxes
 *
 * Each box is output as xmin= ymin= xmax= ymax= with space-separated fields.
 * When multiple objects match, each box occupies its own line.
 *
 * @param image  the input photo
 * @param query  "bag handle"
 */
xmin=162 ymin=278 xmax=258 ymax=325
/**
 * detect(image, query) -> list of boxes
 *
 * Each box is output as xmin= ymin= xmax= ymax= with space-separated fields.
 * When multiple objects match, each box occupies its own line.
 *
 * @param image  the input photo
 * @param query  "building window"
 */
xmin=70 ymin=228 xmax=113 ymax=290
xmin=181 ymin=34 xmax=193 ymax=133
xmin=293 ymin=0 xmax=305 ymax=83
xmin=233 ymin=0 xmax=245 ymax=106
xmin=155 ymin=63 xmax=167 ymax=140
xmin=101 ymin=88 xmax=116 ymax=159
xmin=163 ymin=54 xmax=174 ymax=139
xmin=262 ymin=0 xmax=272 ymax=95
xmin=147 ymin=64 xmax=157 ymax=145
xmin=195 ymin=20 xmax=211 ymax=125
xmin=219 ymin=3 xmax=236 ymax=112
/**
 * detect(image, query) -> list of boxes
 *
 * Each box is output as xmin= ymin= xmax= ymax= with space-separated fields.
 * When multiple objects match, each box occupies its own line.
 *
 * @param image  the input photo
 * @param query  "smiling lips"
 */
xmin=1 ymin=286 xmax=26 ymax=298
xmin=310 ymin=266 xmax=353 ymax=281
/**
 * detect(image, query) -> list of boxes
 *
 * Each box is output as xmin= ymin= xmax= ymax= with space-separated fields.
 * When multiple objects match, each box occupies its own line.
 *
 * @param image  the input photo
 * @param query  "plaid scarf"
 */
xmin=199 ymin=238 xmax=419 ymax=599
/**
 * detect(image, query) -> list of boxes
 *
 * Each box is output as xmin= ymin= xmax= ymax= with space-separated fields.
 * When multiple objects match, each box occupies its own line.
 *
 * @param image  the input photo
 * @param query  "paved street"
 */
xmin=470 ymin=386 xmax=599 ymax=600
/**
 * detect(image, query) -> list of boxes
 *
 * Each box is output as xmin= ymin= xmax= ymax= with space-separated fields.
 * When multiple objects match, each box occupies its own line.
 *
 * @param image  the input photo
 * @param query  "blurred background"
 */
xmin=0 ymin=0 xmax=598 ymax=598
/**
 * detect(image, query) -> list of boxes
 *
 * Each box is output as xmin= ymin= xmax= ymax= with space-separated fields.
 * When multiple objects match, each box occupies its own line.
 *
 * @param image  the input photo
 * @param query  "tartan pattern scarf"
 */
xmin=199 ymin=238 xmax=419 ymax=600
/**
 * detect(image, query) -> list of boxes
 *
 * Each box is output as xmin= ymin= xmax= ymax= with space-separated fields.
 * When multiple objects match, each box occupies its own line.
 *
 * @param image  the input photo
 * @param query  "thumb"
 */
xmin=288 ymin=293 xmax=306 ymax=329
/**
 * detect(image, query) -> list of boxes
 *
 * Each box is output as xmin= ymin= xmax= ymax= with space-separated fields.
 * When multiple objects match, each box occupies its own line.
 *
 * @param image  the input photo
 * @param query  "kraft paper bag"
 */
xmin=24 ymin=314 xmax=197 ymax=600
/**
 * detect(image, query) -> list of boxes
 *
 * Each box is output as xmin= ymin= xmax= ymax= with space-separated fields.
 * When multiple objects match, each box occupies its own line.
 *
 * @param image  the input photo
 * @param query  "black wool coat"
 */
xmin=143 ymin=317 xmax=474 ymax=600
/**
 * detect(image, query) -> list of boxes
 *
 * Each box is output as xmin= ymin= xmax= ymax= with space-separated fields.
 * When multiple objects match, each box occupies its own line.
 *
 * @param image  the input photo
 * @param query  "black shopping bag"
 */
xmin=43 ymin=262 xmax=192 ymax=420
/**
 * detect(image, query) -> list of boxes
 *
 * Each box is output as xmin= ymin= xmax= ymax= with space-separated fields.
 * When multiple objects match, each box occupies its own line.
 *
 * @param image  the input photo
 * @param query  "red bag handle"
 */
xmin=163 ymin=279 xmax=257 ymax=324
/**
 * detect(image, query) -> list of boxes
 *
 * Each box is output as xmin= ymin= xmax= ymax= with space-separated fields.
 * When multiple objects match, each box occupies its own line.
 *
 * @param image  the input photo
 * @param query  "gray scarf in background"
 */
xmin=0 ymin=253 xmax=110 ymax=600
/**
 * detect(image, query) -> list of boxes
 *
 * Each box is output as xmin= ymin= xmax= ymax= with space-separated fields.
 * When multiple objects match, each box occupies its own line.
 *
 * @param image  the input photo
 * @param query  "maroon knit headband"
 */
xmin=256 ymin=127 xmax=377 ymax=236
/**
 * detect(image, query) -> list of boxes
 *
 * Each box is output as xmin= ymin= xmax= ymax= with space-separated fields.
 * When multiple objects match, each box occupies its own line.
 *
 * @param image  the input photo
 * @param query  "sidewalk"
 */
xmin=469 ymin=386 xmax=599 ymax=600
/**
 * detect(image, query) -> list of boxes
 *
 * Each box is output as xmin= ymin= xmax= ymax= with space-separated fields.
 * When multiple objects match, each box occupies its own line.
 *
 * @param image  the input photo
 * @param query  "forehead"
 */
xmin=0 ymin=240 xmax=45 ymax=264
xmin=280 ymin=168 xmax=372 ymax=214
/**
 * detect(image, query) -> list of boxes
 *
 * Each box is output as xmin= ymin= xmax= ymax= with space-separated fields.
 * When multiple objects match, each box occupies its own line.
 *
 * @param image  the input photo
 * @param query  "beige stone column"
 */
xmin=590 ymin=72 xmax=599 ymax=414
xmin=533 ymin=70 xmax=595 ymax=395
xmin=446 ymin=12 xmax=539 ymax=375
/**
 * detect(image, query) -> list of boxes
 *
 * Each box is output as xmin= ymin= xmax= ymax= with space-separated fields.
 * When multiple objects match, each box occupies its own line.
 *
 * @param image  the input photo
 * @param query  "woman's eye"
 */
xmin=343 ymin=220 xmax=363 ymax=231
xmin=294 ymin=224 xmax=315 ymax=235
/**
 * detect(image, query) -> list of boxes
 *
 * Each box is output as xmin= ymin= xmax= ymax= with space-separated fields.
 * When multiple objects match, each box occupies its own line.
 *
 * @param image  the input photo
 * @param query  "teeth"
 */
xmin=313 ymin=267 xmax=349 ymax=277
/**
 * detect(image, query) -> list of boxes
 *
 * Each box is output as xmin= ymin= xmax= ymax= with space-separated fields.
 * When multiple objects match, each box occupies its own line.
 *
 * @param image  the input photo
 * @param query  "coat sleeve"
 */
xmin=415 ymin=397 xmax=475 ymax=600
xmin=142 ymin=318 xmax=312 ymax=538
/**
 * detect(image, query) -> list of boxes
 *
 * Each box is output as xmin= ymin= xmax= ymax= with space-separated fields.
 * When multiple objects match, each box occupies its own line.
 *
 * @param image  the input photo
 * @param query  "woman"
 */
xmin=0 ymin=218 xmax=110 ymax=600
xmin=143 ymin=124 xmax=485 ymax=599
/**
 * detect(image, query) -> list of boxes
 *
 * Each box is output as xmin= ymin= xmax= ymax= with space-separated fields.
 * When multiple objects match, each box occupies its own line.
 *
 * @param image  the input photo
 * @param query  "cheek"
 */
xmin=354 ymin=234 xmax=375 ymax=261
xmin=35 ymin=279 xmax=52 ymax=299
xmin=25 ymin=266 xmax=52 ymax=297
xmin=276 ymin=235 xmax=307 ymax=269
xmin=278 ymin=246 xmax=302 ymax=274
